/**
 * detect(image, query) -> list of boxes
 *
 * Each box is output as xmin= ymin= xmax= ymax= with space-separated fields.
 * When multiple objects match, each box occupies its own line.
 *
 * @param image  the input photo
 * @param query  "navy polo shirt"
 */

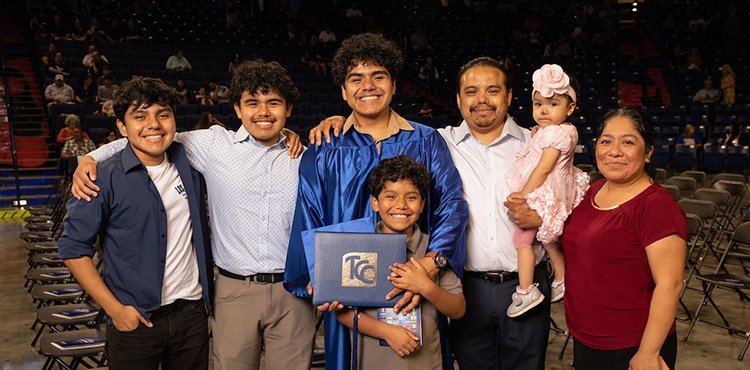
xmin=59 ymin=142 xmax=213 ymax=319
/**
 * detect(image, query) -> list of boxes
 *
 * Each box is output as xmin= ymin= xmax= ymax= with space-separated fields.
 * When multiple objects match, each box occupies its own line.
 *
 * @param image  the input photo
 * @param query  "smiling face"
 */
xmin=532 ymin=91 xmax=575 ymax=128
xmin=457 ymin=65 xmax=512 ymax=142
xmin=234 ymin=90 xmax=291 ymax=146
xmin=370 ymin=179 xmax=424 ymax=239
xmin=341 ymin=61 xmax=395 ymax=124
xmin=116 ymin=102 xmax=176 ymax=166
xmin=595 ymin=115 xmax=653 ymax=185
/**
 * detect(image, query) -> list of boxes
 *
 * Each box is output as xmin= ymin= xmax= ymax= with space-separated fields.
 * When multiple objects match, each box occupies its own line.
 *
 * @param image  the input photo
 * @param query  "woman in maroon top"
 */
xmin=560 ymin=108 xmax=687 ymax=370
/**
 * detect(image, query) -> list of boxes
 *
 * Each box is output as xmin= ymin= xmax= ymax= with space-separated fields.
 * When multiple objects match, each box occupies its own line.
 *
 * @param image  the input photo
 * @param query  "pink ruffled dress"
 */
xmin=506 ymin=123 xmax=590 ymax=245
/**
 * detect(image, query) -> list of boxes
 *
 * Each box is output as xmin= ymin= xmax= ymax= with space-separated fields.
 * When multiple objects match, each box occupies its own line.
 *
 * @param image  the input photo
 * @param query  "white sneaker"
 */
xmin=507 ymin=283 xmax=545 ymax=318
xmin=550 ymin=281 xmax=565 ymax=303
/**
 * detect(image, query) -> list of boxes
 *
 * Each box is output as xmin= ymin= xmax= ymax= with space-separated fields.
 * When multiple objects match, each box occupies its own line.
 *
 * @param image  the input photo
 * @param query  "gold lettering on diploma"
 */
xmin=342 ymin=252 xmax=378 ymax=287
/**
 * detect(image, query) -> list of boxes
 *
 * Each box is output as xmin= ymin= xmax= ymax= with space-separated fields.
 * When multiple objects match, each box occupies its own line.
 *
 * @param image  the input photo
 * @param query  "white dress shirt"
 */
xmin=438 ymin=116 xmax=545 ymax=272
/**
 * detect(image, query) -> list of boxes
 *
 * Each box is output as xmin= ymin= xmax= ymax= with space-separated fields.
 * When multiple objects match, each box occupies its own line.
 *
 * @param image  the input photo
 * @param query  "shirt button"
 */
xmin=161 ymin=234 xmax=166 ymax=238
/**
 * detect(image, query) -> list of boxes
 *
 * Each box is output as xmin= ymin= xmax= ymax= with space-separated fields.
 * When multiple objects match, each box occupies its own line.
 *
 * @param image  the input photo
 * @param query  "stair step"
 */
xmin=0 ymin=183 xmax=56 ymax=191
xmin=0 ymin=174 xmax=60 ymax=181
xmin=0 ymin=166 xmax=60 ymax=172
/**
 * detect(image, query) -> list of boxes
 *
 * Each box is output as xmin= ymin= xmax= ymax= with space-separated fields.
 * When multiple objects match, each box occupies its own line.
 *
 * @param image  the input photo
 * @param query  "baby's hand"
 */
xmin=530 ymin=125 xmax=540 ymax=137
xmin=385 ymin=325 xmax=419 ymax=357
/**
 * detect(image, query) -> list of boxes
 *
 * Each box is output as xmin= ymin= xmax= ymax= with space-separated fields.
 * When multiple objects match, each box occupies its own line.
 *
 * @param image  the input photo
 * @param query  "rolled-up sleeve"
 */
xmin=58 ymin=181 xmax=109 ymax=260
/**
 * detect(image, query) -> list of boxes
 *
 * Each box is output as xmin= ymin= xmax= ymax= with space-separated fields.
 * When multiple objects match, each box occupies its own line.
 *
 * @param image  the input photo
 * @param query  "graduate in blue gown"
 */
xmin=284 ymin=33 xmax=468 ymax=370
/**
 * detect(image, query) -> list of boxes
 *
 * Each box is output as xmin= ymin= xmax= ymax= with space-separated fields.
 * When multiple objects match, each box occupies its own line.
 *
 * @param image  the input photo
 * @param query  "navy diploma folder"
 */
xmin=313 ymin=232 xmax=406 ymax=307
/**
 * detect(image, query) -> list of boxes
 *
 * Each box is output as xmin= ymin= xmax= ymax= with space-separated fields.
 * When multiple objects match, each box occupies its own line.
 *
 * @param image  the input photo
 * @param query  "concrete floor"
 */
xmin=2 ymin=216 xmax=749 ymax=370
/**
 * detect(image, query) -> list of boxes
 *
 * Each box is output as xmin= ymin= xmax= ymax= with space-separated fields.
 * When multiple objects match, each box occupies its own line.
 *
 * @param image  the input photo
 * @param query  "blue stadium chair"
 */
xmin=702 ymin=144 xmax=725 ymax=172
xmin=661 ymin=125 xmax=681 ymax=137
xmin=78 ymin=104 xmax=100 ymax=116
xmin=48 ymin=104 xmax=78 ymax=117
xmin=176 ymin=104 xmax=201 ymax=115
xmin=87 ymin=127 xmax=110 ymax=145
xmin=673 ymin=144 xmax=697 ymax=171
xmin=724 ymin=146 xmax=749 ymax=173
xmin=573 ymin=144 xmax=592 ymax=166
xmin=651 ymin=144 xmax=671 ymax=169
xmin=220 ymin=104 xmax=235 ymax=116
xmin=302 ymin=104 xmax=323 ymax=115
xmin=83 ymin=116 xmax=116 ymax=130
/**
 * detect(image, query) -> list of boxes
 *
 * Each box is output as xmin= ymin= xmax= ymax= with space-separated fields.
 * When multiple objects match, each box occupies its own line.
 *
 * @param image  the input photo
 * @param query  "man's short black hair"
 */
xmin=331 ymin=33 xmax=404 ymax=86
xmin=229 ymin=59 xmax=299 ymax=106
xmin=367 ymin=156 xmax=431 ymax=199
xmin=456 ymin=56 xmax=514 ymax=92
xmin=113 ymin=76 xmax=177 ymax=123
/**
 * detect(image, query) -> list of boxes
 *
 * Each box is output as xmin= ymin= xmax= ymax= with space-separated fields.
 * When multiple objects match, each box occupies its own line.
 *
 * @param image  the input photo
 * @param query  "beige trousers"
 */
xmin=212 ymin=274 xmax=315 ymax=370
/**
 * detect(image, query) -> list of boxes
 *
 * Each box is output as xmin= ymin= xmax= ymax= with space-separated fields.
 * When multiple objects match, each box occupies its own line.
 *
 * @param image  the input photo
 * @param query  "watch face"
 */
xmin=435 ymin=254 xmax=447 ymax=268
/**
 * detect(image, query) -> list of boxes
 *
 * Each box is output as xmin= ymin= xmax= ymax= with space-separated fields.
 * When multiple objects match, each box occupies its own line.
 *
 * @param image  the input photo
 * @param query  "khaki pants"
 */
xmin=212 ymin=274 xmax=315 ymax=370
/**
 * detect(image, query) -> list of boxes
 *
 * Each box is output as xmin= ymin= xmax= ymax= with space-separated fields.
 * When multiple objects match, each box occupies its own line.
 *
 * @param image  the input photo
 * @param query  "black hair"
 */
xmin=367 ymin=156 xmax=431 ymax=199
xmin=596 ymin=108 xmax=657 ymax=178
xmin=229 ymin=59 xmax=299 ymax=105
xmin=456 ymin=56 xmax=514 ymax=92
xmin=331 ymin=33 xmax=404 ymax=86
xmin=113 ymin=76 xmax=177 ymax=123
xmin=564 ymin=75 xmax=580 ymax=104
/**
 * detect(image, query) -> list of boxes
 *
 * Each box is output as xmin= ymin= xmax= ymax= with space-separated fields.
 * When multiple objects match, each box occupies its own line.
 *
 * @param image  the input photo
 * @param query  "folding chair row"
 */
xmin=682 ymin=221 xmax=750 ymax=361
xmin=678 ymin=213 xmax=704 ymax=321
xmin=38 ymin=309 xmax=108 ymax=370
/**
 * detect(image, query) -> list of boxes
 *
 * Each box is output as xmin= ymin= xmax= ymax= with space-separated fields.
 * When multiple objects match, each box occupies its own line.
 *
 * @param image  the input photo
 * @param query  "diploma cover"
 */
xmin=313 ymin=232 xmax=406 ymax=307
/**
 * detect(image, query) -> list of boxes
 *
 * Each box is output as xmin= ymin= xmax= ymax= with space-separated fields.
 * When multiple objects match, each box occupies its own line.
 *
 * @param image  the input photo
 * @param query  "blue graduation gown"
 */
xmin=284 ymin=121 xmax=468 ymax=370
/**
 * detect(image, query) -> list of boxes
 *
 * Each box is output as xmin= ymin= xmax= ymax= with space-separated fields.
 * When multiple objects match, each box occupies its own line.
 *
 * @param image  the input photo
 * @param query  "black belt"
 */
xmin=465 ymin=270 xmax=519 ymax=284
xmin=159 ymin=298 xmax=202 ymax=315
xmin=218 ymin=267 xmax=284 ymax=284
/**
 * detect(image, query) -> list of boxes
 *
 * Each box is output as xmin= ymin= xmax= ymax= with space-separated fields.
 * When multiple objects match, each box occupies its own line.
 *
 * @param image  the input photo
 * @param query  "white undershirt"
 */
xmin=145 ymin=154 xmax=202 ymax=306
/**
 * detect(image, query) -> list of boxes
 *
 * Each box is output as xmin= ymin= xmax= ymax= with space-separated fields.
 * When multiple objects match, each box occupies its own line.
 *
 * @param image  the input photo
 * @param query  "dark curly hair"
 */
xmin=367 ymin=156 xmax=431 ymax=199
xmin=229 ymin=59 xmax=299 ymax=105
xmin=331 ymin=33 xmax=404 ymax=86
xmin=113 ymin=76 xmax=177 ymax=123
xmin=456 ymin=56 xmax=514 ymax=92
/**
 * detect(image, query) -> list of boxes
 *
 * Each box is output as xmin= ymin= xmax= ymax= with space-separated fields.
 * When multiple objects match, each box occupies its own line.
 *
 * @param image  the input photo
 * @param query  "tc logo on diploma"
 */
xmin=342 ymin=252 xmax=378 ymax=287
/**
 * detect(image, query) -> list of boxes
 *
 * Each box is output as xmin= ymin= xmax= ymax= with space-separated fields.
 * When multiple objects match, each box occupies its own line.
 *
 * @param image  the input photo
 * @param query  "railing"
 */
xmin=0 ymin=46 xmax=23 ymax=207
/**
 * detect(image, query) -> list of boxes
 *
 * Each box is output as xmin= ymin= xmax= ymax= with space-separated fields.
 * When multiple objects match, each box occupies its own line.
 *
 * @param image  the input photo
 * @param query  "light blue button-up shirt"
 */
xmin=89 ymin=125 xmax=300 ymax=275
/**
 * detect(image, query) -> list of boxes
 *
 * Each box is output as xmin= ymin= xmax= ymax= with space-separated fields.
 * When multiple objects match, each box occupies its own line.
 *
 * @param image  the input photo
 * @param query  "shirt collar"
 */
xmin=121 ymin=141 xmax=180 ymax=172
xmin=232 ymin=124 xmax=288 ymax=149
xmin=375 ymin=222 xmax=422 ymax=254
xmin=342 ymin=109 xmax=414 ymax=138
xmin=454 ymin=114 xmax=527 ymax=146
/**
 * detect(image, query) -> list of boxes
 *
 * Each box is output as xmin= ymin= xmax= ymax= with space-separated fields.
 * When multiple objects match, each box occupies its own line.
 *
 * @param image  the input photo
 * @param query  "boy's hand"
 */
xmin=389 ymin=257 xmax=435 ymax=296
xmin=386 ymin=289 xmax=422 ymax=314
xmin=282 ymin=128 xmax=303 ymax=158
xmin=316 ymin=301 xmax=344 ymax=312
xmin=111 ymin=305 xmax=152 ymax=332
xmin=308 ymin=116 xmax=345 ymax=145
xmin=384 ymin=325 xmax=419 ymax=357
xmin=307 ymin=282 xmax=344 ymax=312
xmin=71 ymin=155 xmax=100 ymax=201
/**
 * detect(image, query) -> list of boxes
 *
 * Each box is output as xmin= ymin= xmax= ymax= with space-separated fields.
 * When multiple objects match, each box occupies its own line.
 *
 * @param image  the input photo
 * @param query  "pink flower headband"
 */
xmin=532 ymin=64 xmax=576 ymax=103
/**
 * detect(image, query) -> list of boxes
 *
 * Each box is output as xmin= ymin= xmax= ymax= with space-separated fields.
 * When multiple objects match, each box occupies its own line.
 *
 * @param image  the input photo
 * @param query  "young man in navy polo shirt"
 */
xmin=59 ymin=77 xmax=213 ymax=370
